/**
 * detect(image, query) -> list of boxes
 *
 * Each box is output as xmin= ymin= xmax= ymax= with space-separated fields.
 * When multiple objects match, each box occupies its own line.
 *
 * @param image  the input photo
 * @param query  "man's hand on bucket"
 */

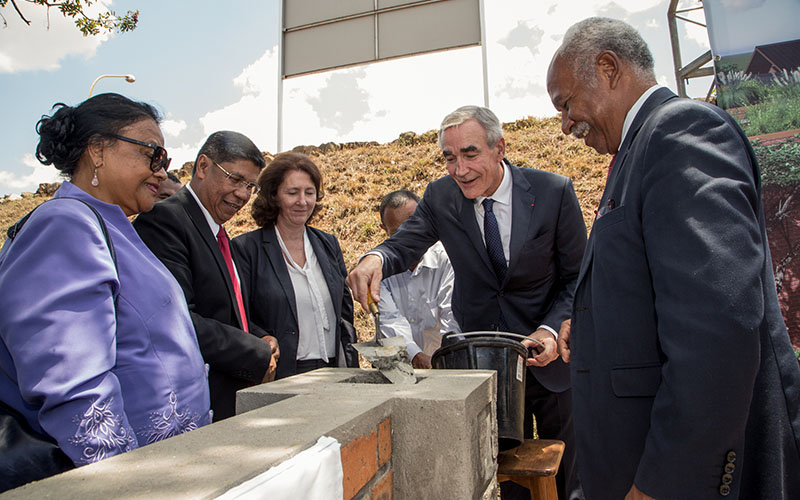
xmin=522 ymin=328 xmax=559 ymax=367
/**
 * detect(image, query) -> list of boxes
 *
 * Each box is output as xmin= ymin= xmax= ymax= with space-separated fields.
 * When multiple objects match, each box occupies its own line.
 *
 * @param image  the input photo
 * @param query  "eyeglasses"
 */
xmin=211 ymin=160 xmax=261 ymax=195
xmin=110 ymin=134 xmax=172 ymax=173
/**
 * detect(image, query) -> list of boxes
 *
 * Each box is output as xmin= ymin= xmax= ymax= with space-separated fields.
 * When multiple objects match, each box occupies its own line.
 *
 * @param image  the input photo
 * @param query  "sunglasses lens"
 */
xmin=152 ymin=147 xmax=169 ymax=172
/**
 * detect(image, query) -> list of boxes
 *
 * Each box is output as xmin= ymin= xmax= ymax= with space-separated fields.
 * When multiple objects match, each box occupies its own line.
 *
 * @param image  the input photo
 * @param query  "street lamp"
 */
xmin=88 ymin=74 xmax=136 ymax=97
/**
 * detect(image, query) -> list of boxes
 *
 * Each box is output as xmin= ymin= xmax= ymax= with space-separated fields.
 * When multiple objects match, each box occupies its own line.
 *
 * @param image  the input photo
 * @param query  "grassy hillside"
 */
xmin=0 ymin=116 xmax=607 ymax=342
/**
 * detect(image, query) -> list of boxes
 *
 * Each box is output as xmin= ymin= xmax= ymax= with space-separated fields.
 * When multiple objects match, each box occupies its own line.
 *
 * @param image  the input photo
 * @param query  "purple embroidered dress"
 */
xmin=0 ymin=182 xmax=211 ymax=466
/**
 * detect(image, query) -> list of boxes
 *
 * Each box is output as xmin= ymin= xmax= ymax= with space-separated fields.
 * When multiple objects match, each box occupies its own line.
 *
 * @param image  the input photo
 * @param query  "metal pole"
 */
xmin=667 ymin=0 xmax=687 ymax=97
xmin=277 ymin=1 xmax=285 ymax=153
xmin=479 ymin=0 xmax=489 ymax=108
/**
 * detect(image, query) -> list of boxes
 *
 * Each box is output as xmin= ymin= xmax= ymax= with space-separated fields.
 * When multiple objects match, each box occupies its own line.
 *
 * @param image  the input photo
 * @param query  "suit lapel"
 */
xmin=576 ymin=87 xmax=678 ymax=288
xmin=507 ymin=162 xmax=536 ymax=283
xmin=263 ymin=225 xmax=299 ymax=325
xmin=175 ymin=187 xmax=242 ymax=328
xmin=179 ymin=188 xmax=243 ymax=328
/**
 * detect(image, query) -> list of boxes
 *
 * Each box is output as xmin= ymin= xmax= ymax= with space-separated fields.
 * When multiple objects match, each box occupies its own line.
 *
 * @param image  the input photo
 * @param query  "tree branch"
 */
xmin=10 ymin=0 xmax=31 ymax=26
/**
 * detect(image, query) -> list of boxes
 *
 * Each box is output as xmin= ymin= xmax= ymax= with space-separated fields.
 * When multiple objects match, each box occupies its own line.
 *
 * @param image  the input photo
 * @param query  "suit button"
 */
xmin=726 ymin=451 xmax=736 ymax=463
xmin=499 ymin=291 xmax=504 ymax=297
xmin=724 ymin=463 xmax=735 ymax=474
xmin=719 ymin=484 xmax=731 ymax=496
xmin=721 ymin=473 xmax=733 ymax=485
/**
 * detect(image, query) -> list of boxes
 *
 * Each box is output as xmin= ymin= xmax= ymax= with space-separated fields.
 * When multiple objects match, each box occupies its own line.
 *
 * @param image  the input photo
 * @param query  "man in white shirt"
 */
xmin=377 ymin=190 xmax=460 ymax=369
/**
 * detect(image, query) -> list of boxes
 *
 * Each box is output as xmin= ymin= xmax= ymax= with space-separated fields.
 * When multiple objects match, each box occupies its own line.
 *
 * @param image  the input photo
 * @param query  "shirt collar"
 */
xmin=620 ymin=84 xmax=662 ymax=149
xmin=475 ymin=159 xmax=512 ymax=207
xmin=414 ymin=242 xmax=443 ymax=272
xmin=186 ymin=183 xmax=221 ymax=236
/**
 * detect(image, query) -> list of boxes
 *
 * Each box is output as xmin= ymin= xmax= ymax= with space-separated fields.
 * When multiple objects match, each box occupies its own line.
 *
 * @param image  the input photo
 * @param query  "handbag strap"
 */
xmin=6 ymin=197 xmax=117 ymax=274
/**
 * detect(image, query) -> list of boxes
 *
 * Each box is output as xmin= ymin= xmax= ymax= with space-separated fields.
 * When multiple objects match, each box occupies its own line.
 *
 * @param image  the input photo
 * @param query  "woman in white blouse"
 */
xmin=232 ymin=153 xmax=358 ymax=377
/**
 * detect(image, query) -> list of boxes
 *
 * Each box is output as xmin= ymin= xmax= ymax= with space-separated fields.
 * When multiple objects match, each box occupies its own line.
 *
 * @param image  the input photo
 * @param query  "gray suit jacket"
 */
xmin=570 ymin=87 xmax=800 ymax=499
xmin=376 ymin=161 xmax=587 ymax=392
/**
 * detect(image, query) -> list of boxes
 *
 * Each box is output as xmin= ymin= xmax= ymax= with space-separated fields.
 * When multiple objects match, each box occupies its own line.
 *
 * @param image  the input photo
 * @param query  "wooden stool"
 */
xmin=497 ymin=439 xmax=564 ymax=500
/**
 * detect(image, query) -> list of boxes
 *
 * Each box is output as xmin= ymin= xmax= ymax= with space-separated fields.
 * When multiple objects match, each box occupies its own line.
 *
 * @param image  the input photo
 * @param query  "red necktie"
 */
xmin=607 ymin=153 xmax=618 ymax=179
xmin=217 ymin=226 xmax=249 ymax=333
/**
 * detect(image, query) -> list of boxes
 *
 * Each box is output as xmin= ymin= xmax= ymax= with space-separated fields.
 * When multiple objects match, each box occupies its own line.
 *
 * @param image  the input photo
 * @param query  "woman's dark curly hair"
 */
xmin=251 ymin=152 xmax=324 ymax=227
xmin=35 ymin=93 xmax=161 ymax=178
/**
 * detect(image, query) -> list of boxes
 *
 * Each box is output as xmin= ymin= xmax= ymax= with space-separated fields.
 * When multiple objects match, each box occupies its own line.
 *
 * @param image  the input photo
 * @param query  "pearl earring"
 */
xmin=91 ymin=166 xmax=99 ymax=187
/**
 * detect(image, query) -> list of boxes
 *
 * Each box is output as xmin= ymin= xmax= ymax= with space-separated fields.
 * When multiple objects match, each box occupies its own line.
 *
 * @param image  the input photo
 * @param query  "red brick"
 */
xmin=372 ymin=470 xmax=393 ymax=500
xmin=378 ymin=417 xmax=392 ymax=466
xmin=341 ymin=430 xmax=378 ymax=499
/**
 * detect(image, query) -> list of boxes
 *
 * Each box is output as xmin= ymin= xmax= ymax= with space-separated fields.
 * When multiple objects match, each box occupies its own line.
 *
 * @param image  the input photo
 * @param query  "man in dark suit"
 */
xmin=347 ymin=105 xmax=587 ymax=500
xmin=134 ymin=131 xmax=279 ymax=422
xmin=548 ymin=17 xmax=800 ymax=500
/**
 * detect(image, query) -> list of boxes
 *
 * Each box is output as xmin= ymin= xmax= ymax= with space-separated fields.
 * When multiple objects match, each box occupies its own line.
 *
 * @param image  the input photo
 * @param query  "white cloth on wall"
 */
xmin=215 ymin=436 xmax=343 ymax=500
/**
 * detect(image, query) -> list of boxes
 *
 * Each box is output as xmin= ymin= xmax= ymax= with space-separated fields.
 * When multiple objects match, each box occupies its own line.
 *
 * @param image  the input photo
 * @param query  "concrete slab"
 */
xmin=1 ymin=368 xmax=497 ymax=500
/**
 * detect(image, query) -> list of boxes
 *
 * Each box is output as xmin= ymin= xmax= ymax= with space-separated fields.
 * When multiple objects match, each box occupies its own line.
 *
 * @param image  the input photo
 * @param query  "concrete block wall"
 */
xmin=1 ymin=368 xmax=498 ymax=500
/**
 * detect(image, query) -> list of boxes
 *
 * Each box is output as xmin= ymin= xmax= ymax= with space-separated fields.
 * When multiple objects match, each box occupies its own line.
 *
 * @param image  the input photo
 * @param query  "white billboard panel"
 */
xmin=281 ymin=0 xmax=481 ymax=78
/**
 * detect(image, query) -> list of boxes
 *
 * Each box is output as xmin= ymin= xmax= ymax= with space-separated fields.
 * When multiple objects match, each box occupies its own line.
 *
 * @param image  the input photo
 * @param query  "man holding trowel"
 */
xmin=346 ymin=105 xmax=587 ymax=500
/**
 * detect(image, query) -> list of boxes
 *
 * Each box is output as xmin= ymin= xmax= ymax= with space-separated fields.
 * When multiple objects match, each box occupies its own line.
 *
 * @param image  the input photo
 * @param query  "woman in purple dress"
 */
xmin=0 ymin=94 xmax=211 ymax=476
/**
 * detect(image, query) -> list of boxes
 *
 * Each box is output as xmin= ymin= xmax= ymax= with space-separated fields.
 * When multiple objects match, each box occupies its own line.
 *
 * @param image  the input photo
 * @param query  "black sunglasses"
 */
xmin=109 ymin=134 xmax=172 ymax=172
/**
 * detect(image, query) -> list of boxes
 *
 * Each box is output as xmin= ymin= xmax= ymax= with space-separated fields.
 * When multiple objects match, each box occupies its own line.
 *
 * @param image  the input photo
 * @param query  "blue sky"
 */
xmin=0 ymin=0 xmax=716 ymax=195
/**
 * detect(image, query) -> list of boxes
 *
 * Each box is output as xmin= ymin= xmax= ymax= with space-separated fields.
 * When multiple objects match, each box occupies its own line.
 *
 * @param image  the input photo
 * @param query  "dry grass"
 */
xmin=0 ymin=116 xmax=607 ymax=342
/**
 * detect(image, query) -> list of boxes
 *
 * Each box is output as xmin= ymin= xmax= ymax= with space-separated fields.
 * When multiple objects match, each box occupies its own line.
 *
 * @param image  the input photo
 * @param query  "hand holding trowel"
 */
xmin=352 ymin=295 xmax=416 ymax=385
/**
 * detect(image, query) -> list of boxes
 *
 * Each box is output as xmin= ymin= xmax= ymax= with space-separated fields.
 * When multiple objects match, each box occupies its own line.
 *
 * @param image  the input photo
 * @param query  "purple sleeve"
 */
xmin=0 ymin=201 xmax=138 ymax=465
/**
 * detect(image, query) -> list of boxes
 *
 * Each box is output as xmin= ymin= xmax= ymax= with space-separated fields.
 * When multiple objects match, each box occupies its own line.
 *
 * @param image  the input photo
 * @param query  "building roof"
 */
xmin=746 ymin=38 xmax=800 ymax=74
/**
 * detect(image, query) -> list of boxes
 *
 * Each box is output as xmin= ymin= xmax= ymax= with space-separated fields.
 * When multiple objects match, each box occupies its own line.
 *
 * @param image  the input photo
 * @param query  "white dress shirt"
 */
xmin=378 ymin=242 xmax=461 ymax=360
xmin=621 ymin=84 xmax=662 ymax=148
xmin=275 ymin=227 xmax=337 ymax=362
xmin=475 ymin=161 xmax=557 ymax=339
xmin=474 ymin=160 xmax=513 ymax=265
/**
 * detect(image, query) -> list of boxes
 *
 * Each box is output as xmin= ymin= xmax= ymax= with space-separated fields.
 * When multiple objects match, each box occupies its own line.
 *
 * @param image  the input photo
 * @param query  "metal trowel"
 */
xmin=352 ymin=295 xmax=416 ymax=385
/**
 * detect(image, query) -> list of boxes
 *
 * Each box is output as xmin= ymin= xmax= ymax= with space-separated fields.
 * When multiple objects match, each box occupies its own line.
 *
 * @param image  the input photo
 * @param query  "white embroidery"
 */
xmin=140 ymin=391 xmax=205 ymax=444
xmin=70 ymin=398 xmax=136 ymax=464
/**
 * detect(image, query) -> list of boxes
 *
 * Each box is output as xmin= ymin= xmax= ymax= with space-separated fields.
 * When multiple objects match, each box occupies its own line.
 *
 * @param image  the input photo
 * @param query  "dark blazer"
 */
xmin=231 ymin=225 xmax=358 ymax=379
xmin=570 ymin=87 xmax=800 ymax=499
xmin=376 ymin=161 xmax=587 ymax=392
xmin=133 ymin=187 xmax=271 ymax=421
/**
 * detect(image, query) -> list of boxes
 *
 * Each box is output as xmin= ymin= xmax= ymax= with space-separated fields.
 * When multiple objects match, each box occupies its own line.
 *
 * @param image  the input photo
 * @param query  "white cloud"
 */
xmin=198 ymin=46 xmax=279 ymax=153
xmin=162 ymin=118 xmax=187 ymax=137
xmin=0 ymin=154 xmax=62 ymax=193
xmin=0 ymin=1 xmax=111 ymax=73
xmin=607 ymin=0 xmax=664 ymax=12
xmin=158 ymin=0 xmax=713 ymax=165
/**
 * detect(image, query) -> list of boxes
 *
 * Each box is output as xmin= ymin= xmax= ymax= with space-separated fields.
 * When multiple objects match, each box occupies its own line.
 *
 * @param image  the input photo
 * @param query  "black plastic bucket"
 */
xmin=431 ymin=331 xmax=529 ymax=451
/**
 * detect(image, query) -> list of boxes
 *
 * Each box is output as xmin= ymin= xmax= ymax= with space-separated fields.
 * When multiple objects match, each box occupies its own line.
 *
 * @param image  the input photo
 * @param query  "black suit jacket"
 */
xmin=571 ymin=87 xmax=800 ymax=499
xmin=133 ymin=187 xmax=271 ymax=421
xmin=231 ymin=225 xmax=358 ymax=379
xmin=375 ymin=161 xmax=587 ymax=392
